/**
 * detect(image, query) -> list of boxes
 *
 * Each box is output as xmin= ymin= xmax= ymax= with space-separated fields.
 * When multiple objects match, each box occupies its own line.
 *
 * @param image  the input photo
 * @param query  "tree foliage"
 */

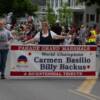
xmin=0 ymin=0 xmax=13 ymax=15
xmin=46 ymin=3 xmax=57 ymax=25
xmin=58 ymin=3 xmax=73 ymax=26
xmin=0 ymin=0 xmax=38 ymax=16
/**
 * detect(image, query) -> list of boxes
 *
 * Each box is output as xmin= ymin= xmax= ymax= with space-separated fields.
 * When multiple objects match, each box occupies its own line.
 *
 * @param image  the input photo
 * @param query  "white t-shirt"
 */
xmin=0 ymin=28 xmax=13 ymax=49
xmin=34 ymin=31 xmax=58 ymax=42
xmin=63 ymin=35 xmax=72 ymax=45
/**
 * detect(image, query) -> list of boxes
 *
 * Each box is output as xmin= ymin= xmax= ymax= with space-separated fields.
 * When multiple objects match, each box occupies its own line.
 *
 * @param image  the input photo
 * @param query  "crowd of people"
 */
xmin=0 ymin=16 xmax=100 ymax=79
xmin=5 ymin=17 xmax=100 ymax=46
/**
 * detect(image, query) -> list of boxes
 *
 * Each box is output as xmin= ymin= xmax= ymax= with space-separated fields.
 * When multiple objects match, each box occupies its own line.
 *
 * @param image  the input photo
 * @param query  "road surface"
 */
xmin=0 ymin=46 xmax=100 ymax=100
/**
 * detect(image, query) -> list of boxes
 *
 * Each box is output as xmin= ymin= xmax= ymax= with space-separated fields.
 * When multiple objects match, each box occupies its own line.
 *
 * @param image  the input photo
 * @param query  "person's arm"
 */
xmin=51 ymin=31 xmax=66 ymax=40
xmin=24 ymin=38 xmax=35 ymax=44
xmin=8 ymin=31 xmax=14 ymax=40
xmin=53 ymin=35 xmax=66 ymax=40
xmin=24 ymin=32 xmax=40 ymax=44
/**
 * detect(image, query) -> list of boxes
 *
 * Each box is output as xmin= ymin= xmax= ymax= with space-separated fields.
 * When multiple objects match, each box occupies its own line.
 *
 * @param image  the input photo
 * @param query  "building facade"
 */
xmin=84 ymin=4 xmax=100 ymax=27
xmin=32 ymin=0 xmax=47 ymax=20
xmin=32 ymin=0 xmax=100 ymax=27
xmin=47 ymin=0 xmax=100 ymax=27
xmin=48 ymin=0 xmax=85 ymax=26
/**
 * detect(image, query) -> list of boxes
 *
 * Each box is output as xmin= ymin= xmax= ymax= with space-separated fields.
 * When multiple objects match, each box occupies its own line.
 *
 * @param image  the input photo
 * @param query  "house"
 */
xmin=49 ymin=0 xmax=85 ymax=26
xmin=32 ymin=0 xmax=47 ymax=20
xmin=84 ymin=4 xmax=100 ymax=27
xmin=32 ymin=0 xmax=100 ymax=27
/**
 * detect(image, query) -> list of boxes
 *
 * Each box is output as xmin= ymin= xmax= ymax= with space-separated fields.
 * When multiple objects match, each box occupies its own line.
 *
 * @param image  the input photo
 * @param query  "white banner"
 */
xmin=9 ymin=45 xmax=97 ymax=78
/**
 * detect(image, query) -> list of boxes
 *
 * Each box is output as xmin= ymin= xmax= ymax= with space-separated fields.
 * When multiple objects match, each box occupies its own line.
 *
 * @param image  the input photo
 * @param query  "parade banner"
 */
xmin=9 ymin=45 xmax=97 ymax=78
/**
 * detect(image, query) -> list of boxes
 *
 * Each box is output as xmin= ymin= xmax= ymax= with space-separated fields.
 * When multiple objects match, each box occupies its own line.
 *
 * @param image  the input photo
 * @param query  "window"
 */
xmin=55 ymin=0 xmax=58 ymax=7
xmin=90 ymin=14 xmax=95 ymax=21
xmin=86 ymin=14 xmax=89 ymax=23
xmin=51 ymin=0 xmax=54 ymax=8
xmin=96 ymin=13 xmax=99 ymax=23
xmin=60 ymin=0 xmax=63 ymax=6
xmin=96 ymin=8 xmax=100 ymax=23
xmin=68 ymin=0 xmax=70 ymax=6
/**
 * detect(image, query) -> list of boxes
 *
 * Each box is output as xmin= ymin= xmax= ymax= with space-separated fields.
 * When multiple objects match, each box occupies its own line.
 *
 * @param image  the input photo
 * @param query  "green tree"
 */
xmin=58 ymin=3 xmax=73 ymax=26
xmin=0 ymin=0 xmax=38 ymax=16
xmin=0 ymin=0 xmax=14 ymax=15
xmin=13 ymin=0 xmax=38 ymax=16
xmin=46 ymin=3 xmax=57 ymax=25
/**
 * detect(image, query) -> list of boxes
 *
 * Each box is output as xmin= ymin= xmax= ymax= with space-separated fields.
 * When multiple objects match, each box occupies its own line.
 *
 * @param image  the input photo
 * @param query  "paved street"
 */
xmin=0 ymin=75 xmax=100 ymax=100
xmin=0 ymin=54 xmax=100 ymax=100
xmin=0 ymin=0 xmax=100 ymax=100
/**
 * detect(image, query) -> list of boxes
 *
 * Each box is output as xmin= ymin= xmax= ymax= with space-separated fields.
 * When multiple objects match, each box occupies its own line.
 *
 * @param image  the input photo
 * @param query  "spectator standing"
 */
xmin=79 ymin=25 xmax=86 ymax=45
xmin=0 ymin=19 xmax=13 ymax=79
xmin=51 ymin=22 xmax=63 ymax=45
xmin=96 ymin=31 xmax=100 ymax=57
